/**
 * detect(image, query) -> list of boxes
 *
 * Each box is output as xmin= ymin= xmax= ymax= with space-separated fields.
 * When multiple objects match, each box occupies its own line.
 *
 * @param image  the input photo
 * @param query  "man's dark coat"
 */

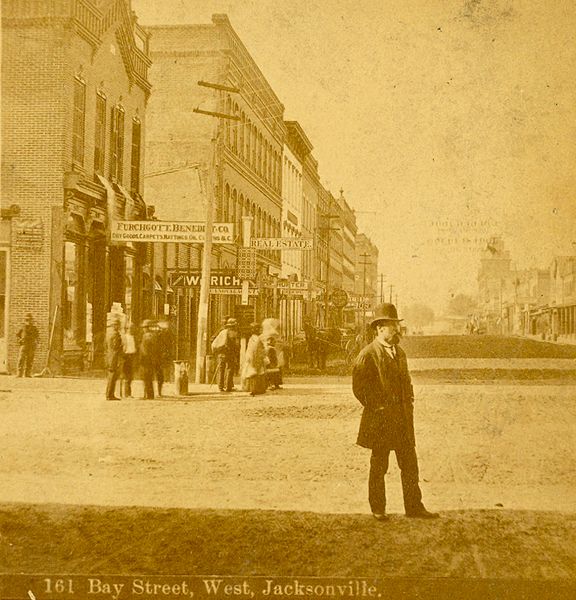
xmin=105 ymin=329 xmax=123 ymax=371
xmin=352 ymin=340 xmax=416 ymax=450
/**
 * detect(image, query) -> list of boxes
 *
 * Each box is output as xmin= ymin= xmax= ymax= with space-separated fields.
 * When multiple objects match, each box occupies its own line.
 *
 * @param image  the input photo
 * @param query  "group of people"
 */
xmin=210 ymin=316 xmax=284 ymax=396
xmin=105 ymin=318 xmax=173 ymax=401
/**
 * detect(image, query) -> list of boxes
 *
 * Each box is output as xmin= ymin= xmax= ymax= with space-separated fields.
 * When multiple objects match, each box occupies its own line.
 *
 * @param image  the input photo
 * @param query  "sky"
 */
xmin=132 ymin=0 xmax=576 ymax=314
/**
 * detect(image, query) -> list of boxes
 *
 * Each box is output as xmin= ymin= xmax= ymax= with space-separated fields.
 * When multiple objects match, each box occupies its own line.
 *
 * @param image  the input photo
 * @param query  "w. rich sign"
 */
xmin=169 ymin=272 xmax=241 ymax=287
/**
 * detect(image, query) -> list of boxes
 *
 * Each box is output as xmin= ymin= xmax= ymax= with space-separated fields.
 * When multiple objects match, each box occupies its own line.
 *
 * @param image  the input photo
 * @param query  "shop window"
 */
xmin=64 ymin=241 xmax=80 ymax=347
xmin=125 ymin=254 xmax=134 ymax=321
xmin=72 ymin=77 xmax=86 ymax=166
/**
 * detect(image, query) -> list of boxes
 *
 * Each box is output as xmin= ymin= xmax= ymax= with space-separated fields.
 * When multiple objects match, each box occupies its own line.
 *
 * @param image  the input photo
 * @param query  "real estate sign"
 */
xmin=250 ymin=238 xmax=313 ymax=250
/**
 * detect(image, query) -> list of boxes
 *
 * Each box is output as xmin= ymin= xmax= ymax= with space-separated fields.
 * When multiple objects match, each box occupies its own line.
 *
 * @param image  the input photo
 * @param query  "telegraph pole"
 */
xmin=379 ymin=273 xmax=385 ymax=304
xmin=389 ymin=285 xmax=394 ymax=303
xmin=359 ymin=252 xmax=371 ymax=331
xmin=193 ymin=81 xmax=239 ymax=384
xmin=318 ymin=200 xmax=340 ymax=328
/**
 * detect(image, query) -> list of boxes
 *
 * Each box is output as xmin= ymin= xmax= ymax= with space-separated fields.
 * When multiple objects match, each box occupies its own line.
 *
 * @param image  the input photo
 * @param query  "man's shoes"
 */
xmin=106 ymin=396 xmax=121 ymax=401
xmin=372 ymin=513 xmax=389 ymax=522
xmin=405 ymin=508 xmax=439 ymax=519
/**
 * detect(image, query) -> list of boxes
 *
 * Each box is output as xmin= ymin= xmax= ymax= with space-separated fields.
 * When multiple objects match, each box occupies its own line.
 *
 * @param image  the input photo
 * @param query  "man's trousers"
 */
xmin=368 ymin=445 xmax=425 ymax=514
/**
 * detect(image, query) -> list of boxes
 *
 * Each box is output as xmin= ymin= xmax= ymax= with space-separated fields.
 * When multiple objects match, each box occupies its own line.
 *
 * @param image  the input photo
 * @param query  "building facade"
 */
xmin=145 ymin=15 xmax=285 ymax=358
xmin=1 ymin=0 xmax=151 ymax=373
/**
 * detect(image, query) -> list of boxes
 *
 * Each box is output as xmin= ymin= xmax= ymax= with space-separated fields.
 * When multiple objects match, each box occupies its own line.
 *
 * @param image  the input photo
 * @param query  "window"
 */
xmin=130 ymin=118 xmax=142 ymax=193
xmin=72 ymin=78 xmax=86 ymax=165
xmin=94 ymin=93 xmax=106 ymax=174
xmin=110 ymin=104 xmax=125 ymax=182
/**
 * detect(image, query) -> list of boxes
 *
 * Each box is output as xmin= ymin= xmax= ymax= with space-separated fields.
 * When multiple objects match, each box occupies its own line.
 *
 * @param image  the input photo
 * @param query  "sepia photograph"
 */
xmin=1 ymin=1 xmax=575 ymax=598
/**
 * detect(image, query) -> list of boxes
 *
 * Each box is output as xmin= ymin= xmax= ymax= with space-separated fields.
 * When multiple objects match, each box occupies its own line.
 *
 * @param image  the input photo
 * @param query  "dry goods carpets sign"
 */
xmin=111 ymin=221 xmax=234 ymax=243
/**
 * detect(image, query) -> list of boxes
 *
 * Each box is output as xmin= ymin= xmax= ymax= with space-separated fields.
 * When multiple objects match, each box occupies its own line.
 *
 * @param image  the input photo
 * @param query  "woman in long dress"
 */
xmin=242 ymin=322 xmax=267 ymax=395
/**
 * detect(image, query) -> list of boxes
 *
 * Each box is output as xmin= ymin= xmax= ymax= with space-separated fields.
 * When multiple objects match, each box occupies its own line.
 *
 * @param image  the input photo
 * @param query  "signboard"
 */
xmin=110 ymin=221 xmax=234 ymax=244
xmin=237 ymin=248 xmax=257 ymax=279
xmin=250 ymin=238 xmax=313 ymax=250
xmin=169 ymin=272 xmax=241 ymax=288
xmin=275 ymin=281 xmax=310 ymax=290
xmin=210 ymin=288 xmax=259 ymax=296
xmin=330 ymin=288 xmax=349 ymax=308
xmin=234 ymin=305 xmax=256 ymax=335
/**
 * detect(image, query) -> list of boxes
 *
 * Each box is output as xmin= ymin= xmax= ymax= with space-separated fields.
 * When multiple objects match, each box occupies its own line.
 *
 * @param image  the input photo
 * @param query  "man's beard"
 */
xmin=388 ymin=333 xmax=400 ymax=345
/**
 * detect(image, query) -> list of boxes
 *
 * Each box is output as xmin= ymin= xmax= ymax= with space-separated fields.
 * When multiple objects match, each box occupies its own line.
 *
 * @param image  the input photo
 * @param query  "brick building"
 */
xmin=1 ymin=0 xmax=152 ymax=373
xmin=145 ymin=15 xmax=285 ymax=356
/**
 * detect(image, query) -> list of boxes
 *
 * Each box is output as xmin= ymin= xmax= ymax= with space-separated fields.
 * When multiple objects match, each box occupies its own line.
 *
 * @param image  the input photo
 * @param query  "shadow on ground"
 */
xmin=1 ymin=502 xmax=575 ymax=581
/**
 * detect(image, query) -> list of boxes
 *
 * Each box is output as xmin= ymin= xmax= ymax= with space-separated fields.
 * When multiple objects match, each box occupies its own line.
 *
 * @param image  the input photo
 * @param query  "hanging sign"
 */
xmin=250 ymin=238 xmax=313 ymax=250
xmin=110 ymin=221 xmax=234 ymax=243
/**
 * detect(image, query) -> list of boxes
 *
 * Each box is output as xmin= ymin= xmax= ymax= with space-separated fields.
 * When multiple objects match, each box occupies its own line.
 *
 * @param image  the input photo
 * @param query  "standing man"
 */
xmin=122 ymin=323 xmax=138 ymax=398
xmin=105 ymin=319 xmax=123 ymax=401
xmin=211 ymin=317 xmax=239 ymax=392
xmin=16 ymin=313 xmax=39 ymax=377
xmin=155 ymin=320 xmax=174 ymax=397
xmin=139 ymin=320 xmax=157 ymax=400
xmin=352 ymin=303 xmax=438 ymax=521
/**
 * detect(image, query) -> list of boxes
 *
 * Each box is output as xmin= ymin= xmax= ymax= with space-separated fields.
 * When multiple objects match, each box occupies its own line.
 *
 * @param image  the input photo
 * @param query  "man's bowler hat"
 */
xmin=225 ymin=318 xmax=238 ymax=327
xmin=370 ymin=303 xmax=404 ymax=327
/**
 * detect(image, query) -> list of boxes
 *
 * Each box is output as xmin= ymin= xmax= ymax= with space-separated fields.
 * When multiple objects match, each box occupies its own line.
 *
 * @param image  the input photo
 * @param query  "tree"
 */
xmin=447 ymin=293 xmax=478 ymax=317
xmin=403 ymin=303 xmax=435 ymax=331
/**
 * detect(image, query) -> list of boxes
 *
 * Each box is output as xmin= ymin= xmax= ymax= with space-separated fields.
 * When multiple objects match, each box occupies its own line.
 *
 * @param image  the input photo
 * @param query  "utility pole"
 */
xmin=379 ymin=273 xmax=385 ymax=304
xmin=193 ymin=81 xmax=239 ymax=384
xmin=389 ymin=285 xmax=394 ymax=304
xmin=318 ymin=199 xmax=340 ymax=328
xmin=359 ymin=252 xmax=371 ymax=332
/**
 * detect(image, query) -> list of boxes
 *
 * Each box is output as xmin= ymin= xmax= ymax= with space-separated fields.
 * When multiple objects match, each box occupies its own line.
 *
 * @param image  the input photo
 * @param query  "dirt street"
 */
xmin=0 ymin=378 xmax=574 ymax=515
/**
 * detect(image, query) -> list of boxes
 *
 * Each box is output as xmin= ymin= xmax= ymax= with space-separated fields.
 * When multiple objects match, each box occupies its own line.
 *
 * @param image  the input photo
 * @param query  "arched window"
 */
xmin=252 ymin=126 xmax=257 ymax=168
xmin=223 ymin=183 xmax=230 ymax=222
xmin=246 ymin=118 xmax=251 ymax=165
xmin=225 ymin=96 xmax=232 ymax=147
xmin=257 ymin=133 xmax=262 ymax=175
xmin=231 ymin=188 xmax=238 ymax=238
xmin=232 ymin=103 xmax=239 ymax=153
xmin=263 ymin=142 xmax=268 ymax=183
xmin=238 ymin=193 xmax=244 ymax=242
xmin=257 ymin=207 xmax=262 ymax=237
xmin=239 ymin=112 xmax=245 ymax=158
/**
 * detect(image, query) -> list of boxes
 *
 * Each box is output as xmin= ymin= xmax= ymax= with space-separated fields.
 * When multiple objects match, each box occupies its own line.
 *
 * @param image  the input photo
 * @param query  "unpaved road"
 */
xmin=0 ymin=379 xmax=574 ymax=515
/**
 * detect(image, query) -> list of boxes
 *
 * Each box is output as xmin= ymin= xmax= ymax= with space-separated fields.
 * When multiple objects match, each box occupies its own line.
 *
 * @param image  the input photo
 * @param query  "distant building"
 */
xmin=548 ymin=256 xmax=576 ymax=342
xmin=352 ymin=233 xmax=379 ymax=329
xmin=477 ymin=236 xmax=513 ymax=334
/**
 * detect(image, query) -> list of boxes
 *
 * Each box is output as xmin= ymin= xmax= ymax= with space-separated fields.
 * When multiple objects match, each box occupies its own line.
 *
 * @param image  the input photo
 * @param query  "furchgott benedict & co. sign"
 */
xmin=111 ymin=221 xmax=234 ymax=243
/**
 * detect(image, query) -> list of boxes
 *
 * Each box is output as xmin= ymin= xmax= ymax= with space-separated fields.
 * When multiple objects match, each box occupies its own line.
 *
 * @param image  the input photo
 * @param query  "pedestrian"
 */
xmin=155 ymin=320 xmax=174 ymax=397
xmin=122 ymin=323 xmax=138 ymax=398
xmin=139 ymin=319 xmax=157 ymax=400
xmin=241 ymin=322 xmax=267 ymax=396
xmin=263 ymin=336 xmax=282 ymax=390
xmin=211 ymin=317 xmax=239 ymax=392
xmin=302 ymin=318 xmax=318 ymax=368
xmin=105 ymin=318 xmax=123 ymax=401
xmin=352 ymin=303 xmax=439 ymax=521
xmin=16 ymin=313 xmax=39 ymax=377
xmin=211 ymin=315 xmax=231 ymax=390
